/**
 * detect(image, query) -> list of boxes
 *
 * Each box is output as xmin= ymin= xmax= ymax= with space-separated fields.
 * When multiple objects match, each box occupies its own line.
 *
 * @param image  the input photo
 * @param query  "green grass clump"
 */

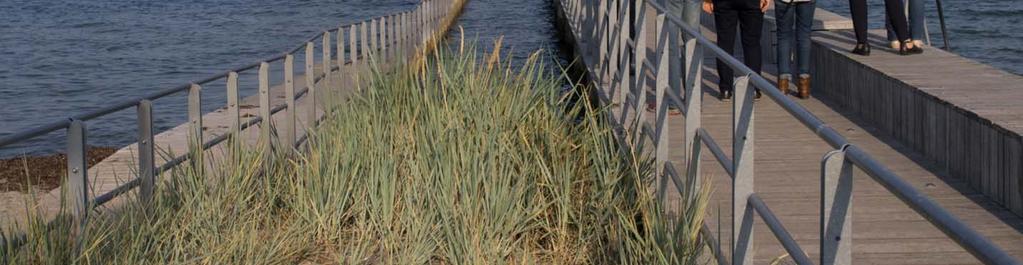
xmin=1 ymin=43 xmax=708 ymax=264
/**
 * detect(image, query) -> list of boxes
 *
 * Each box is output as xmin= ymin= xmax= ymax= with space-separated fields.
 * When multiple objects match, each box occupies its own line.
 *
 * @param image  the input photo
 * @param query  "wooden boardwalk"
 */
xmin=811 ymin=29 xmax=1023 ymax=216
xmin=556 ymin=1 xmax=1023 ymax=263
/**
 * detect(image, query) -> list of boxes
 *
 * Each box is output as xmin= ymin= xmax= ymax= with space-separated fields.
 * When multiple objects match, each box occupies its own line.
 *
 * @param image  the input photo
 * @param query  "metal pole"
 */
xmin=66 ymin=120 xmax=88 ymax=253
xmin=67 ymin=120 xmax=89 ymax=221
xmin=935 ymin=0 xmax=952 ymax=51
xmin=137 ymin=100 xmax=155 ymax=204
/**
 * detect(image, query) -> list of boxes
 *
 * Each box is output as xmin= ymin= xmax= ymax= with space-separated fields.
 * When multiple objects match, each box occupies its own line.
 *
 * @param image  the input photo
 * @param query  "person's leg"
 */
xmin=795 ymin=2 xmax=815 ymax=76
xmin=908 ymin=0 xmax=925 ymax=41
xmin=886 ymin=13 xmax=897 ymax=42
xmin=848 ymin=0 xmax=869 ymax=44
xmin=682 ymin=0 xmax=701 ymax=29
xmin=775 ymin=1 xmax=795 ymax=79
xmin=795 ymin=2 xmax=815 ymax=98
xmin=736 ymin=7 xmax=763 ymax=98
xmin=738 ymin=8 xmax=764 ymax=76
xmin=885 ymin=0 xmax=908 ymax=43
xmin=883 ymin=0 xmax=911 ymax=42
xmin=714 ymin=7 xmax=739 ymax=94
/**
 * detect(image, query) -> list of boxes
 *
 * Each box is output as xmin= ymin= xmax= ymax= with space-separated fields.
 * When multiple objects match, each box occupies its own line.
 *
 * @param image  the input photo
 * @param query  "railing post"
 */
xmin=607 ymin=0 xmax=619 ymax=95
xmin=821 ymin=148 xmax=853 ymax=265
xmin=403 ymin=12 xmax=410 ymax=59
xmin=420 ymin=3 xmax=426 ymax=45
xmin=188 ymin=83 xmax=203 ymax=173
xmin=227 ymin=72 xmax=240 ymax=135
xmin=426 ymin=0 xmax=433 ymax=34
xmin=397 ymin=13 xmax=404 ymax=60
xmin=361 ymin=21 xmax=370 ymax=66
xmin=381 ymin=16 xmax=389 ymax=62
xmin=258 ymin=62 xmax=272 ymax=152
xmin=633 ymin=0 xmax=648 ymax=147
xmin=305 ymin=43 xmax=317 ymax=128
xmin=284 ymin=54 xmax=296 ymax=150
xmin=349 ymin=25 xmax=359 ymax=66
xmin=337 ymin=27 xmax=346 ymax=85
xmin=392 ymin=14 xmax=398 ymax=60
xmin=597 ymin=0 xmax=608 ymax=85
xmin=370 ymin=18 xmax=378 ymax=61
xmin=653 ymin=1 xmax=672 ymax=202
xmin=732 ymin=75 xmax=754 ymax=265
xmin=137 ymin=100 xmax=155 ymax=204
xmin=65 ymin=119 xmax=88 ymax=254
xmin=322 ymin=31 xmax=332 ymax=92
xmin=67 ymin=120 xmax=88 ymax=222
xmin=618 ymin=0 xmax=631 ymax=117
xmin=684 ymin=34 xmax=704 ymax=189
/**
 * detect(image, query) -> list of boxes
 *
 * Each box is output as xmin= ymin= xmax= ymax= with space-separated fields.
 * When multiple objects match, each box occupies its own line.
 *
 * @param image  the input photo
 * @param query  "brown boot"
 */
xmin=777 ymin=77 xmax=790 ymax=95
xmin=797 ymin=76 xmax=811 ymax=99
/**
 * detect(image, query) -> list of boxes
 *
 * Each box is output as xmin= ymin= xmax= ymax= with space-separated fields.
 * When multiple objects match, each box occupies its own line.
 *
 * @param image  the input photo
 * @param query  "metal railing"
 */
xmin=559 ymin=0 xmax=1018 ymax=264
xmin=0 ymin=0 xmax=456 ymax=251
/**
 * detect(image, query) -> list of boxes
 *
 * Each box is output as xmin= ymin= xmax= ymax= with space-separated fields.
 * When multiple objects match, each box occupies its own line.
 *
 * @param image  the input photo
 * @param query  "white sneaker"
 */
xmin=890 ymin=40 xmax=900 ymax=49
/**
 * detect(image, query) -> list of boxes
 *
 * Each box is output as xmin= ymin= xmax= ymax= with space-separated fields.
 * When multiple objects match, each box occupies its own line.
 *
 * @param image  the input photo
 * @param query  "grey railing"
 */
xmin=1 ymin=0 xmax=455 ymax=251
xmin=559 ymin=0 xmax=1018 ymax=264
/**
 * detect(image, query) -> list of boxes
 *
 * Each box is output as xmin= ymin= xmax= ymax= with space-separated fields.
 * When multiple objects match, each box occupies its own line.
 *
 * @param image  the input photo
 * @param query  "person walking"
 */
xmin=774 ymin=0 xmax=815 ymax=99
xmin=848 ymin=0 xmax=923 ymax=56
xmin=704 ymin=0 xmax=770 ymax=101
xmin=886 ymin=0 xmax=926 ymax=52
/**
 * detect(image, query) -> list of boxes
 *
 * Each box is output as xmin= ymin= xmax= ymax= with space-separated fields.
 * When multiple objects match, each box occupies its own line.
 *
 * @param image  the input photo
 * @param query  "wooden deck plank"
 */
xmin=555 ymin=2 xmax=1023 ymax=263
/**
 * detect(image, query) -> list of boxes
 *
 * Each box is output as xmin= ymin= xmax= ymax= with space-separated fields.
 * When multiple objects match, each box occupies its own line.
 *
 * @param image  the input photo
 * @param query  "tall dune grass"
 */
xmin=1 ymin=43 xmax=708 ymax=264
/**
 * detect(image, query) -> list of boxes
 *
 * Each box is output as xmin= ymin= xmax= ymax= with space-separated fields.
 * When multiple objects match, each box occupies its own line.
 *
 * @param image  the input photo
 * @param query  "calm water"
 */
xmin=0 ymin=0 xmax=1020 ymax=157
xmin=0 ymin=0 xmax=568 ymax=157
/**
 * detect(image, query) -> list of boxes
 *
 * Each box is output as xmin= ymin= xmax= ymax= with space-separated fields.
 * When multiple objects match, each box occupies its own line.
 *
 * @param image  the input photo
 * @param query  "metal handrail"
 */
xmin=0 ymin=25 xmax=357 ymax=149
xmin=643 ymin=1 xmax=1017 ymax=263
xmin=934 ymin=0 xmax=952 ymax=51
xmin=563 ymin=0 xmax=1018 ymax=263
xmin=1 ymin=0 xmax=452 ymax=253
xmin=749 ymin=194 xmax=813 ymax=265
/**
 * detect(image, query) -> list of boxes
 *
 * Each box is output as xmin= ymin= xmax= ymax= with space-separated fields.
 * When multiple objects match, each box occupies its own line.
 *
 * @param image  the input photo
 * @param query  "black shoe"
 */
xmin=719 ymin=90 xmax=732 ymax=101
xmin=851 ymin=43 xmax=871 ymax=56
xmin=754 ymin=89 xmax=763 ymax=100
xmin=899 ymin=40 xmax=924 ymax=55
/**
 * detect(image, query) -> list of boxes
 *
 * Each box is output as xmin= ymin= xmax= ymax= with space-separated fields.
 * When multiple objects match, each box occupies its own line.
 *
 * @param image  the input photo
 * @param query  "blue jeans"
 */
xmin=672 ymin=0 xmax=702 ymax=97
xmin=886 ymin=0 xmax=925 ymax=41
xmin=775 ymin=0 xmax=815 ymax=78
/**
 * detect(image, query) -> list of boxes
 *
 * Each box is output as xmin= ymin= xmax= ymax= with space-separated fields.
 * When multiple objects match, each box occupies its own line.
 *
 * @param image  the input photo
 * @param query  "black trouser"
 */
xmin=714 ymin=7 xmax=763 ymax=92
xmin=849 ymin=0 xmax=910 ymax=44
